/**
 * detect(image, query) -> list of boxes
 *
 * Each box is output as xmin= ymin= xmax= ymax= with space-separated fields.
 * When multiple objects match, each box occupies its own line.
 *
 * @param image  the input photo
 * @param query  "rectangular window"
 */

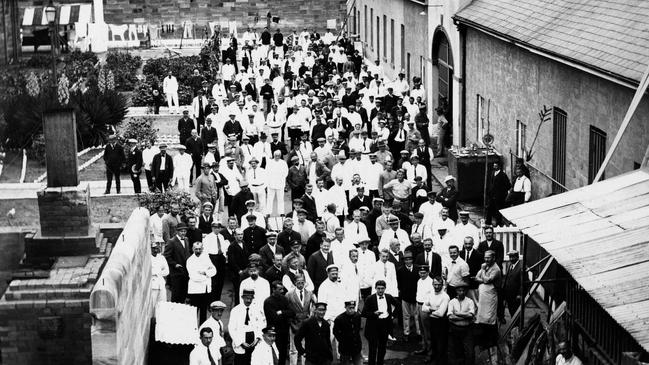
xmin=407 ymin=53 xmax=411 ymax=82
xmin=364 ymin=6 xmax=367 ymax=43
xmin=516 ymin=120 xmax=527 ymax=159
xmin=588 ymin=126 xmax=607 ymax=183
xmin=370 ymin=8 xmax=373 ymax=49
xmin=376 ymin=16 xmax=380 ymax=57
xmin=390 ymin=19 xmax=394 ymax=65
xmin=400 ymin=24 xmax=405 ymax=69
xmin=420 ymin=56 xmax=425 ymax=83
xmin=357 ymin=10 xmax=360 ymax=36
xmin=476 ymin=95 xmax=485 ymax=142
xmin=352 ymin=7 xmax=357 ymax=34
xmin=383 ymin=15 xmax=387 ymax=59
xmin=552 ymin=107 xmax=567 ymax=193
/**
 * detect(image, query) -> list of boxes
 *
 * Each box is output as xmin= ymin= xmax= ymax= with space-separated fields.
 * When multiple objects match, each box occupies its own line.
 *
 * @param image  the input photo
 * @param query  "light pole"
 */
xmin=44 ymin=0 xmax=58 ymax=90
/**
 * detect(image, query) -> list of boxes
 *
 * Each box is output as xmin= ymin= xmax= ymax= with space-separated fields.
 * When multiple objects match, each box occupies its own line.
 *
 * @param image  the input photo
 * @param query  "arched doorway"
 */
xmin=432 ymin=28 xmax=454 ymax=150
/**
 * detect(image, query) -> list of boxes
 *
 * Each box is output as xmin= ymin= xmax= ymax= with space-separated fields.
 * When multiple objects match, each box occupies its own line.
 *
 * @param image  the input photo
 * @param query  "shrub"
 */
xmin=27 ymin=133 xmax=46 ymax=165
xmin=136 ymin=189 xmax=199 ymax=216
xmin=142 ymin=55 xmax=205 ymax=85
xmin=105 ymin=52 xmax=142 ymax=91
xmin=122 ymin=116 xmax=158 ymax=143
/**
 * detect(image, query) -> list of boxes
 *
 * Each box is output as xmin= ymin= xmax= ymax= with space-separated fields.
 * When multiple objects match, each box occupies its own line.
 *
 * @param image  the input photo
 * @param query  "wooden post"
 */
xmin=519 ymin=237 xmax=527 ymax=330
xmin=42 ymin=109 xmax=79 ymax=187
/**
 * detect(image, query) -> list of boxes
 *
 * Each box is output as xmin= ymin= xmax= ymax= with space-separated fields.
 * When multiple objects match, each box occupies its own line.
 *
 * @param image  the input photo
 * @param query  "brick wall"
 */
xmin=90 ymin=208 xmax=155 ymax=365
xmin=103 ymin=0 xmax=346 ymax=31
xmin=37 ymin=186 xmax=92 ymax=236
xmin=463 ymin=28 xmax=649 ymax=197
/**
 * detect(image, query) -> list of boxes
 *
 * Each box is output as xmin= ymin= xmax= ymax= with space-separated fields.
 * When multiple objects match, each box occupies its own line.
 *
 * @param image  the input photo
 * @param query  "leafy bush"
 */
xmin=122 ymin=116 xmax=159 ymax=143
xmin=105 ymin=52 xmax=142 ymax=91
xmin=27 ymin=133 xmax=46 ymax=165
xmin=136 ymin=189 xmax=199 ymax=216
xmin=142 ymin=55 xmax=205 ymax=85
xmin=62 ymin=50 xmax=99 ymax=86
xmin=25 ymin=54 xmax=52 ymax=68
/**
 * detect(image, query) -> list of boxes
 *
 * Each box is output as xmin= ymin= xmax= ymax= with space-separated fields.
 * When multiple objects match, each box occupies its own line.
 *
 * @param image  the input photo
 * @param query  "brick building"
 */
xmin=454 ymin=0 xmax=649 ymax=199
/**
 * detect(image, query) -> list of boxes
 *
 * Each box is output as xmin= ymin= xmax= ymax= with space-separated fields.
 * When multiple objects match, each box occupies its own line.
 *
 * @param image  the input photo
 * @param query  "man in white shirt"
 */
xmin=229 ymin=288 xmax=266 ymax=364
xmin=250 ymin=326 xmax=281 ymax=365
xmin=172 ymin=145 xmax=193 ymax=191
xmin=203 ymin=221 xmax=229 ymax=301
xmin=371 ymin=249 xmax=398 ymax=297
xmin=282 ymin=255 xmax=314 ymax=292
xmin=512 ymin=167 xmax=532 ymax=204
xmin=361 ymin=153 xmax=384 ymax=197
xmin=453 ymin=211 xmax=480 ymax=245
xmin=265 ymin=150 xmax=288 ymax=215
xmin=419 ymin=191 xmax=443 ymax=227
xmin=239 ymin=264 xmax=271 ymax=307
xmin=198 ymin=301 xmax=228 ymax=363
xmin=355 ymin=237 xmax=377 ymax=304
xmin=556 ymin=342 xmax=583 ymax=365
xmin=447 ymin=285 xmax=476 ymax=365
xmin=406 ymin=155 xmax=428 ymax=185
xmin=163 ymin=70 xmax=179 ymax=114
xmin=344 ymin=210 xmax=369 ymax=244
xmin=150 ymin=242 xmax=169 ymax=303
xmin=142 ymin=139 xmax=159 ymax=192
xmin=420 ymin=276 xmax=450 ymax=363
xmin=445 ymin=245 xmax=471 ymax=299
xmin=327 ymin=178 xmax=348 ymax=221
xmin=378 ymin=216 xmax=411 ymax=251
xmin=246 ymin=157 xmax=267 ymax=214
xmin=149 ymin=205 xmax=166 ymax=244
xmin=329 ymin=228 xmax=355 ymax=266
xmin=340 ymin=249 xmax=362 ymax=309
xmin=317 ymin=264 xmax=348 ymax=360
xmin=186 ymin=241 xmax=217 ymax=323
xmin=189 ymin=327 xmax=220 ymax=365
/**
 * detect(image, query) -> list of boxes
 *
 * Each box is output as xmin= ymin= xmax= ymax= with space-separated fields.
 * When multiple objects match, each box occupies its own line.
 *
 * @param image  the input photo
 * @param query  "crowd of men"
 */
xmin=135 ymin=25 xmax=541 ymax=365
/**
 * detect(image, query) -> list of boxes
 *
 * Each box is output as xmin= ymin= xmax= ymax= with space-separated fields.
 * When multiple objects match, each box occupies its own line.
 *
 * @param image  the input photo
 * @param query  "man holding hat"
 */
xmin=230 ymin=288 xmax=266 ymax=365
xmin=294 ymin=302 xmax=333 ymax=365
xmin=151 ymin=144 xmax=174 ymax=192
xmin=333 ymin=300 xmax=363 ymax=365
xmin=125 ymin=139 xmax=143 ymax=194
xmin=164 ymin=222 xmax=191 ymax=303
xmin=103 ymin=135 xmax=125 ymax=194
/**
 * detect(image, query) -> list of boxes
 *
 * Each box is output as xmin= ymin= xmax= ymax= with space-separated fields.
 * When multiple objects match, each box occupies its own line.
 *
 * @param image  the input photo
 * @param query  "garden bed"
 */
xmin=0 ymin=150 xmax=46 ymax=183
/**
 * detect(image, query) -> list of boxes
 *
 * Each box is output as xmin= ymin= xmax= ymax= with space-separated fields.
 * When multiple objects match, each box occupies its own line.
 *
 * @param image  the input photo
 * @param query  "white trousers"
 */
xmin=166 ymin=91 xmax=179 ymax=113
xmin=175 ymin=174 xmax=190 ymax=192
xmin=266 ymin=187 xmax=285 ymax=215
xmin=250 ymin=186 xmax=267 ymax=214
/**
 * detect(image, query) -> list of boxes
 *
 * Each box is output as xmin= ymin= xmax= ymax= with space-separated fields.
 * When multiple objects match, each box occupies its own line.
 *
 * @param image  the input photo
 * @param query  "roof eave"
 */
xmin=452 ymin=15 xmax=641 ymax=90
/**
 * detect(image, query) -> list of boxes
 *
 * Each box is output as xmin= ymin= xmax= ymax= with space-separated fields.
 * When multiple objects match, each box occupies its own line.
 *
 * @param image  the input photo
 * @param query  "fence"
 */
xmin=477 ymin=222 xmax=524 ymax=262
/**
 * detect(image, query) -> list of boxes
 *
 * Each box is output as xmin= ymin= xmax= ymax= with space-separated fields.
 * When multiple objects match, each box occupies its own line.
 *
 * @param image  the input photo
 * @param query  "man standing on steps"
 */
xmin=152 ymin=144 xmax=174 ymax=193
xmin=104 ymin=135 xmax=125 ymax=195
xmin=163 ymin=70 xmax=179 ymax=114
xmin=185 ymin=129 xmax=204 ymax=182
xmin=178 ymin=110 xmax=195 ymax=148
xmin=126 ymin=139 xmax=143 ymax=194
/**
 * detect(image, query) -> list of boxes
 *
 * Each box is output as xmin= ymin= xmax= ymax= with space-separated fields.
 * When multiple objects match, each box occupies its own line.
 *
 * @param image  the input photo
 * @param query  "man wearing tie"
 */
xmin=414 ymin=239 xmax=442 ymax=279
xmin=362 ymin=280 xmax=398 ymax=365
xmin=229 ymin=288 xmax=266 ymax=365
xmin=250 ymin=327 xmax=281 ymax=365
xmin=189 ymin=327 xmax=220 ymax=365
xmin=459 ymin=237 xmax=484 ymax=303
xmin=263 ymin=282 xmax=295 ymax=365
xmin=203 ymin=222 xmax=229 ymax=302
xmin=286 ymin=275 xmax=316 ymax=365
xmin=199 ymin=302 xmax=228 ymax=364
xmin=164 ymin=223 xmax=192 ymax=303
xmin=500 ymin=250 xmax=522 ymax=320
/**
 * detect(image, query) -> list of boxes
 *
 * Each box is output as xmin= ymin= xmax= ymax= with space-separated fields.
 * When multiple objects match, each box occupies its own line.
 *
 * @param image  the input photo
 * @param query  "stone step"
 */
xmin=4 ymin=287 xmax=92 ymax=301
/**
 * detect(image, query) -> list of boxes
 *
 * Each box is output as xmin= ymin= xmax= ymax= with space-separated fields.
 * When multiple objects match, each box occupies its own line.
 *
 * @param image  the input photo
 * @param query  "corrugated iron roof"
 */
xmin=501 ymin=168 xmax=649 ymax=353
xmin=453 ymin=0 xmax=649 ymax=84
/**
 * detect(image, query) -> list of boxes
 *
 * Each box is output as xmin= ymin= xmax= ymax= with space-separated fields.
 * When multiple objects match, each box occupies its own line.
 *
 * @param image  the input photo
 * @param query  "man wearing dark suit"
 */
xmin=258 ymin=232 xmax=285 ymax=270
xmin=126 ymin=139 xmax=143 ymax=194
xmin=103 ymin=135 xmax=125 ymax=194
xmin=286 ymin=274 xmax=315 ymax=365
xmin=264 ymin=258 xmax=284 ymax=285
xmin=264 ymin=280 xmax=295 ymax=365
xmin=306 ymin=240 xmax=334 ymax=293
xmin=164 ymin=223 xmax=192 ymax=303
xmin=387 ymin=243 xmax=404 ymax=271
xmin=270 ymin=133 xmax=288 ymax=157
xmin=348 ymin=186 xmax=372 ymax=214
xmin=300 ymin=187 xmax=318 ymax=223
xmin=362 ymin=280 xmax=399 ymax=365
xmin=332 ymin=112 xmax=352 ymax=139
xmin=478 ymin=226 xmax=505 ymax=268
xmin=277 ymin=219 xmax=303 ymax=253
xmin=294 ymin=302 xmax=333 ymax=365
xmin=177 ymin=111 xmax=195 ymax=148
xmin=415 ymin=239 xmax=443 ymax=278
xmin=333 ymin=300 xmax=363 ymax=365
xmin=227 ymin=229 xmax=248 ymax=305
xmin=185 ymin=131 xmax=203 ymax=181
xmin=186 ymin=216 xmax=203 ymax=244
xmin=459 ymin=237 xmax=484 ymax=300
xmin=306 ymin=156 xmax=331 ymax=185
xmin=486 ymin=161 xmax=511 ymax=226
xmin=231 ymin=183 xmax=254 ymax=222
xmin=500 ymin=250 xmax=522 ymax=319
xmin=396 ymin=253 xmax=419 ymax=340
xmin=244 ymin=77 xmax=258 ymax=102
xmin=243 ymin=216 xmax=267 ymax=254
xmin=200 ymin=118 xmax=218 ymax=150
xmin=151 ymin=145 xmax=174 ymax=192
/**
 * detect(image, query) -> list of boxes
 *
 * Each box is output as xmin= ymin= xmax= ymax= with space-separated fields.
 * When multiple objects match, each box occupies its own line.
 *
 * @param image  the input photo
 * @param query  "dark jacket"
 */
xmin=264 ymin=265 xmax=284 ymax=285
xmin=306 ymin=250 xmax=334 ymax=292
xmin=244 ymin=83 xmax=258 ymax=101
xmin=460 ymin=249 xmax=484 ymax=289
xmin=294 ymin=316 xmax=333 ymax=362
xmin=361 ymin=293 xmax=398 ymax=339
xmin=436 ymin=186 xmax=458 ymax=221
xmin=226 ymin=241 xmax=248 ymax=277
xmin=264 ymin=293 xmax=295 ymax=332
xmin=127 ymin=147 xmax=143 ymax=172
xmin=477 ymin=239 xmax=505 ymax=268
xmin=396 ymin=265 xmax=419 ymax=303
xmin=270 ymin=141 xmax=288 ymax=157
xmin=300 ymin=194 xmax=317 ymax=222
xmin=333 ymin=311 xmax=362 ymax=355
xmin=259 ymin=244 xmax=285 ymax=270
xmin=348 ymin=195 xmax=372 ymax=213
xmin=231 ymin=190 xmax=254 ymax=221
xmin=198 ymin=214 xmax=214 ymax=234
xmin=488 ymin=170 xmax=511 ymax=203
xmin=178 ymin=117 xmax=195 ymax=138
xmin=415 ymin=251 xmax=443 ymax=279
xmin=164 ymin=235 xmax=191 ymax=277
xmin=151 ymin=152 xmax=174 ymax=179
xmin=200 ymin=126 xmax=218 ymax=149
xmin=104 ymin=143 xmax=125 ymax=168
xmin=305 ymin=232 xmax=326 ymax=259
xmin=277 ymin=229 xmax=302 ymax=253
xmin=243 ymin=225 xmax=267 ymax=254
xmin=185 ymin=136 xmax=204 ymax=158
xmin=502 ymin=260 xmax=522 ymax=296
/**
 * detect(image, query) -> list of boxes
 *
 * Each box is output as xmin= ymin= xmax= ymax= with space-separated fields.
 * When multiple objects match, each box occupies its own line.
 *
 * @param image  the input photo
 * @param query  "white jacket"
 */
xmin=186 ymin=254 xmax=216 ymax=294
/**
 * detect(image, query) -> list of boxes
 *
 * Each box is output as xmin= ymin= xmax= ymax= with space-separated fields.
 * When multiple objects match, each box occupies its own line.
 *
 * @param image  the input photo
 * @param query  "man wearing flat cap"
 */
xmin=164 ymin=222 xmax=191 ymax=303
xmin=250 ymin=326 xmax=281 ymax=365
xmin=199 ymin=301 xmax=228 ymax=361
xmin=294 ymin=302 xmax=333 ymax=365
xmin=229 ymin=288 xmax=266 ymax=365
xmin=151 ymin=144 xmax=174 ymax=192
xmin=103 ymin=135 xmax=125 ymax=194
